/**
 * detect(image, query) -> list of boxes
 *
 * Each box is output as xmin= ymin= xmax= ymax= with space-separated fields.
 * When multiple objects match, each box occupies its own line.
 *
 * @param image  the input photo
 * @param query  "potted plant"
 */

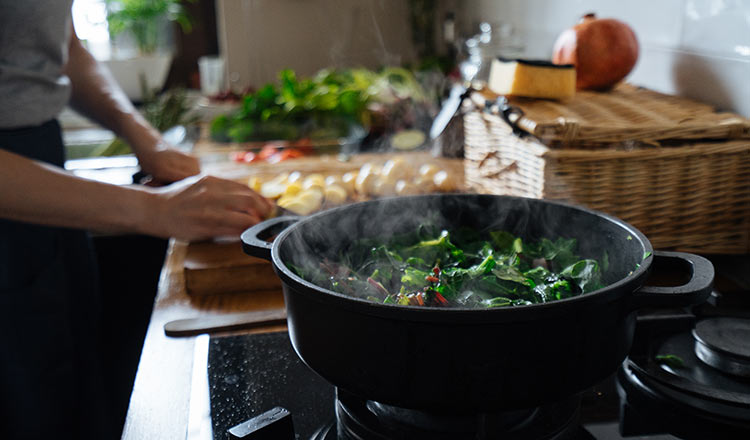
xmin=103 ymin=0 xmax=194 ymax=101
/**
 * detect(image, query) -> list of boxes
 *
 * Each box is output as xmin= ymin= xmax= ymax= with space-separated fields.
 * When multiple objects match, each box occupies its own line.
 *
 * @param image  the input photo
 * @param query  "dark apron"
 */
xmin=0 ymin=120 xmax=116 ymax=439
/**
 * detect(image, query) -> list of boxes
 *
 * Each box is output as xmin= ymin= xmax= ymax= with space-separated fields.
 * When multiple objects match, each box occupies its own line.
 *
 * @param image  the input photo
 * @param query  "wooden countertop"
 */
xmin=121 ymin=239 xmax=286 ymax=440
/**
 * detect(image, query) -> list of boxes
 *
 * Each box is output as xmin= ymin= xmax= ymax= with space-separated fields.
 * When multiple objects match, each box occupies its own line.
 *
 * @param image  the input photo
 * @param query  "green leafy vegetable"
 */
xmin=290 ymin=227 xmax=605 ymax=308
xmin=655 ymin=354 xmax=685 ymax=369
xmin=210 ymin=67 xmax=431 ymax=143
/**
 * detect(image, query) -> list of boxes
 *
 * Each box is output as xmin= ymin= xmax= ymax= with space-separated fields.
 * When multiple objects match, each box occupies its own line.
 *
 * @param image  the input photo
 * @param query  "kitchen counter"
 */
xmin=121 ymin=239 xmax=286 ymax=440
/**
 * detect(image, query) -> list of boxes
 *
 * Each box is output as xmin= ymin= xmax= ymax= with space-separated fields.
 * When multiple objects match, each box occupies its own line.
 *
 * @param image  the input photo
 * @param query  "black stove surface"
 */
xmin=207 ymin=331 xmax=334 ymax=439
xmin=207 ymin=330 xmax=677 ymax=440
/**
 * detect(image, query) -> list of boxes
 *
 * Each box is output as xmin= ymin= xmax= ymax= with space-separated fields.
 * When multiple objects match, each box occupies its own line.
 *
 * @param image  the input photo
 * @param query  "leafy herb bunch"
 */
xmin=210 ymin=67 xmax=431 ymax=143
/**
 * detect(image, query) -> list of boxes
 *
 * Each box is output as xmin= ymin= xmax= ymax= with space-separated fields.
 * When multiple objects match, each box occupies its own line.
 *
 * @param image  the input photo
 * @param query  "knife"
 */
xmin=429 ymin=83 xmax=470 ymax=140
xmin=164 ymin=308 xmax=288 ymax=337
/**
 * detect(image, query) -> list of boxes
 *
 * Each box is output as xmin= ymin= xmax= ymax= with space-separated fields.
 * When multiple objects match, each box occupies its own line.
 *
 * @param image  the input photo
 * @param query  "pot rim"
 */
xmin=270 ymin=194 xmax=653 ymax=321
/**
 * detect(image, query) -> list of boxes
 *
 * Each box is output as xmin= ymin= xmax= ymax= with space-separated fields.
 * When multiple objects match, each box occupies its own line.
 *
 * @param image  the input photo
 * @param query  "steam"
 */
xmin=278 ymin=194 xmax=644 ymax=299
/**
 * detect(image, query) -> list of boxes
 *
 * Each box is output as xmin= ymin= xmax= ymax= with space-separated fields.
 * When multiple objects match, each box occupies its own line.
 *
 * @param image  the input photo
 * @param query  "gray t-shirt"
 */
xmin=0 ymin=0 xmax=74 ymax=129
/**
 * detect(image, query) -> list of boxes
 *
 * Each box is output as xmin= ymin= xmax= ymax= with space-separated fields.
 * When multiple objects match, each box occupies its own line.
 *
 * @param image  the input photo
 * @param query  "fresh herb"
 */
xmin=643 ymin=251 xmax=652 ymax=260
xmin=291 ymin=228 xmax=604 ymax=308
xmin=210 ymin=67 xmax=431 ymax=143
xmin=655 ymin=354 xmax=685 ymax=369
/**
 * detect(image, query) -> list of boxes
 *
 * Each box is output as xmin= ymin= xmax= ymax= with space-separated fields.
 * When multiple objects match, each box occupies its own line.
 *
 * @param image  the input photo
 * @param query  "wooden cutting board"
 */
xmin=183 ymin=239 xmax=280 ymax=296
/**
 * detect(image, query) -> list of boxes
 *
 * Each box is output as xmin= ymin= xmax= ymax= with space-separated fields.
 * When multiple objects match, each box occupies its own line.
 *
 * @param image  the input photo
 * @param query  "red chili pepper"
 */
xmin=367 ymin=277 xmax=390 ymax=297
xmin=242 ymin=151 xmax=258 ymax=163
xmin=266 ymin=148 xmax=305 ymax=164
xmin=432 ymin=267 xmax=440 ymax=276
xmin=230 ymin=151 xmax=245 ymax=163
xmin=434 ymin=292 xmax=449 ymax=306
xmin=258 ymin=144 xmax=280 ymax=160
xmin=291 ymin=137 xmax=313 ymax=153
xmin=416 ymin=292 xmax=425 ymax=306
xmin=425 ymin=275 xmax=439 ymax=283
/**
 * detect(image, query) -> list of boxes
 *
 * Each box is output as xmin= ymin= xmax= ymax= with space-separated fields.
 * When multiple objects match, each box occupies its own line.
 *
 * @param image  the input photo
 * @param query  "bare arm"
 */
xmin=0 ymin=19 xmax=271 ymax=239
xmin=64 ymin=23 xmax=198 ymax=182
xmin=0 ymin=149 xmax=271 ymax=240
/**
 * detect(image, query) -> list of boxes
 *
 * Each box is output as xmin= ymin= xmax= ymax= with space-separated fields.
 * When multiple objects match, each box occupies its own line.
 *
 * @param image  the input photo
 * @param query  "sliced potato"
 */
xmin=325 ymin=175 xmax=342 ymax=187
xmin=373 ymin=177 xmax=396 ymax=197
xmin=324 ymin=184 xmax=348 ymax=205
xmin=260 ymin=181 xmax=287 ymax=199
xmin=418 ymin=164 xmax=440 ymax=180
xmin=296 ymin=188 xmax=324 ymax=207
xmin=303 ymin=173 xmax=326 ymax=191
xmin=433 ymin=170 xmax=458 ymax=192
xmin=278 ymin=198 xmax=317 ymax=216
xmin=381 ymin=157 xmax=411 ymax=184
xmin=248 ymin=176 xmax=263 ymax=192
xmin=395 ymin=179 xmax=420 ymax=195
xmin=413 ymin=175 xmax=436 ymax=193
xmin=268 ymin=172 xmax=290 ymax=184
xmin=340 ymin=171 xmax=358 ymax=194
xmin=283 ymin=181 xmax=302 ymax=197
xmin=287 ymin=171 xmax=302 ymax=184
xmin=355 ymin=163 xmax=380 ymax=195
xmin=276 ymin=194 xmax=296 ymax=206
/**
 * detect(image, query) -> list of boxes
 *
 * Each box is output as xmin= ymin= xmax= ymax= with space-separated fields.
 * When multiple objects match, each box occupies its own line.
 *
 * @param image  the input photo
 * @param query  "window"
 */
xmin=71 ymin=0 xmax=111 ymax=59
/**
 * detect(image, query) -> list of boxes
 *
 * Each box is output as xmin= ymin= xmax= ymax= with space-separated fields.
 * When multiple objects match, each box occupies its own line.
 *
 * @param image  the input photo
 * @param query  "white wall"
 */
xmin=457 ymin=0 xmax=750 ymax=117
xmin=216 ymin=0 xmax=418 ymax=90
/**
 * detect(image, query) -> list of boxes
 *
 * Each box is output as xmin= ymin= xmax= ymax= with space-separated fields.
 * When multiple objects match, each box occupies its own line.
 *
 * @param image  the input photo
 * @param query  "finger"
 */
xmin=208 ymin=209 xmax=261 ymax=231
xmin=204 ymin=178 xmax=273 ymax=212
xmin=178 ymin=156 xmax=201 ymax=176
xmin=216 ymin=193 xmax=272 ymax=218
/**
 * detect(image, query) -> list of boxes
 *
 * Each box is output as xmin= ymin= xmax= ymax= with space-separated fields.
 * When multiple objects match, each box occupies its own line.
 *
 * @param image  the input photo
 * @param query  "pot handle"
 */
xmin=241 ymin=216 xmax=300 ymax=261
xmin=628 ymin=251 xmax=714 ymax=310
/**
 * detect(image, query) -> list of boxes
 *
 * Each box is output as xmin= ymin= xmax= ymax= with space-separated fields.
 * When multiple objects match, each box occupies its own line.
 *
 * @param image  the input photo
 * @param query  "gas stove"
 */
xmin=200 ymin=257 xmax=750 ymax=440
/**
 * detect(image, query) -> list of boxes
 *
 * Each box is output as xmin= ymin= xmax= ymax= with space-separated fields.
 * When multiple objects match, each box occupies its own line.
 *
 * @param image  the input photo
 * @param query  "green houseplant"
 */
xmin=105 ymin=0 xmax=194 ymax=55
xmin=103 ymin=0 xmax=195 ymax=100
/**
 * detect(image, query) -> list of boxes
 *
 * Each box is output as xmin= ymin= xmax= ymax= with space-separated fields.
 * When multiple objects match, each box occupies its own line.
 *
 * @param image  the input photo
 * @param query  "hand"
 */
xmin=137 ymin=142 xmax=201 ymax=184
xmin=146 ymin=175 xmax=273 ymax=241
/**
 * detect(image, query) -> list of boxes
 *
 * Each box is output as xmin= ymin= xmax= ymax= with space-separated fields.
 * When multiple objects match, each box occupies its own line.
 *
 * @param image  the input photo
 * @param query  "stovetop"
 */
xmin=202 ymin=256 xmax=750 ymax=440
xmin=205 ymin=330 xmax=682 ymax=440
xmin=207 ymin=331 xmax=334 ymax=439
xmin=208 ymin=331 xmax=597 ymax=439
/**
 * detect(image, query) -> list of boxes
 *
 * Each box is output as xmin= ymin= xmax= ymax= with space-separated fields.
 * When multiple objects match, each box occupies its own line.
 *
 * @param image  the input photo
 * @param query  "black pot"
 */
xmin=242 ymin=194 xmax=713 ymax=411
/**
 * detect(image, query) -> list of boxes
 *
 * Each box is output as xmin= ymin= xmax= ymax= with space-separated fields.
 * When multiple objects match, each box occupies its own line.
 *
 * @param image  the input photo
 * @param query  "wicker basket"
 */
xmin=464 ymin=85 xmax=750 ymax=254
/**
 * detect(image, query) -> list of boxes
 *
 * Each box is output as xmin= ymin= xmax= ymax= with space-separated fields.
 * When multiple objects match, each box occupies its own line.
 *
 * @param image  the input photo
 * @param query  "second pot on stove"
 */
xmin=242 ymin=194 xmax=713 ymax=412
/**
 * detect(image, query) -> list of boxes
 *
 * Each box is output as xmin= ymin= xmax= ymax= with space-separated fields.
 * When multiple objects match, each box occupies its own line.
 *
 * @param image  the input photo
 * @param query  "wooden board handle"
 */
xmin=164 ymin=308 xmax=287 ymax=337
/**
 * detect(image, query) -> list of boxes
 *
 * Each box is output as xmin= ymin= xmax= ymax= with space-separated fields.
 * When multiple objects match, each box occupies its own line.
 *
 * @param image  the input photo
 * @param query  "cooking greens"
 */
xmin=291 ymin=226 xmax=604 ymax=308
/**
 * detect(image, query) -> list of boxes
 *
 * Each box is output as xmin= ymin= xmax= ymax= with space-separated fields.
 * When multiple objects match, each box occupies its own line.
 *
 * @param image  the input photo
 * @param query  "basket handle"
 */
xmin=477 ymin=151 xmax=518 ymax=178
xmin=483 ymin=96 xmax=527 ymax=136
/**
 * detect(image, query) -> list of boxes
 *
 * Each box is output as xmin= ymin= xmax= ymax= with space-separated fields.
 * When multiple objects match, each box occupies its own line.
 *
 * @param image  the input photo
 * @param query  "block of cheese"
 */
xmin=488 ymin=58 xmax=576 ymax=100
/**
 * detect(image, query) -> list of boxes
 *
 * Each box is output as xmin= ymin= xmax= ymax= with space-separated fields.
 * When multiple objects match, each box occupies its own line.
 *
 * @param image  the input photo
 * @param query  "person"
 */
xmin=0 ymin=2 xmax=271 ymax=438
